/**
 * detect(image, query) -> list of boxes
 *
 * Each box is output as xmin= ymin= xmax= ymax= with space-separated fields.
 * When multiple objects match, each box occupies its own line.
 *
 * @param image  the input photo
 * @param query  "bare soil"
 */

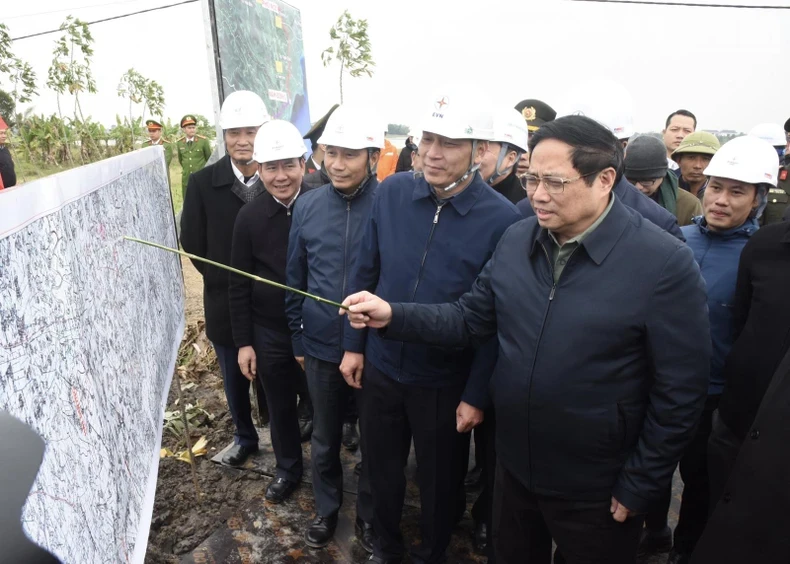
xmin=144 ymin=258 xmax=267 ymax=563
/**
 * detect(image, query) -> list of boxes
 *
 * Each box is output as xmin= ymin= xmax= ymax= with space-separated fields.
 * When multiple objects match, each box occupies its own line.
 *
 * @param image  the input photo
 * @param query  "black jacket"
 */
xmin=692 ymin=347 xmax=790 ymax=564
xmin=717 ymin=220 xmax=790 ymax=439
xmin=303 ymin=167 xmax=330 ymax=190
xmin=229 ymin=185 xmax=310 ymax=346
xmin=384 ymin=197 xmax=709 ymax=511
xmin=0 ymin=145 xmax=16 ymax=188
xmin=517 ymin=176 xmax=684 ymax=241
xmin=491 ymin=169 xmax=526 ymax=205
xmin=395 ymin=142 xmax=416 ymax=173
xmin=180 ymin=155 xmax=256 ymax=347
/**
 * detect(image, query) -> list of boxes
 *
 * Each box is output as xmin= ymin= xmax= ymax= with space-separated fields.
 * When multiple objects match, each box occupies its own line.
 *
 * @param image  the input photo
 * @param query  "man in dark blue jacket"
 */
xmin=657 ymin=136 xmax=768 ymax=564
xmin=285 ymin=106 xmax=381 ymax=552
xmin=340 ymin=92 xmax=522 ymax=564
xmin=517 ymin=173 xmax=685 ymax=241
xmin=341 ymin=116 xmax=710 ymax=564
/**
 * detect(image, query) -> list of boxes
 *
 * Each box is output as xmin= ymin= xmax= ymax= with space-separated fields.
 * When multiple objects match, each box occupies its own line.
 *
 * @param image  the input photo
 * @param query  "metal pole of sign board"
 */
xmin=201 ymin=0 xmax=226 ymax=163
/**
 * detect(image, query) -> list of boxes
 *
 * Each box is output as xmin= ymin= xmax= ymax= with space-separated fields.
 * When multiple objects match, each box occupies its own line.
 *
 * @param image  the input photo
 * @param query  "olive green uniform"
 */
xmin=762 ymin=161 xmax=790 ymax=225
xmin=142 ymin=139 xmax=173 ymax=182
xmin=177 ymin=135 xmax=211 ymax=197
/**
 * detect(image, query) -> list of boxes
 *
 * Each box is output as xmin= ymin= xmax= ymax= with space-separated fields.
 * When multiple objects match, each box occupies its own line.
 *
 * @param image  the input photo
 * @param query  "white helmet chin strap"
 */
xmin=440 ymin=140 xmax=481 ymax=192
xmin=486 ymin=143 xmax=520 ymax=185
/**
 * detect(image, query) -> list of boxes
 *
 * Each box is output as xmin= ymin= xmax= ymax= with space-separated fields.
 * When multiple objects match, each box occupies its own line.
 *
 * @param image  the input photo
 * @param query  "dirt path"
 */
xmin=145 ymin=257 xmax=268 ymax=563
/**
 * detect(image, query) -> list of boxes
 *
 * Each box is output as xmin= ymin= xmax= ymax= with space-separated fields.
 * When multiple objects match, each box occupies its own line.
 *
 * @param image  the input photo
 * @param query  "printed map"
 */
xmin=212 ymin=0 xmax=312 ymax=133
xmin=0 ymin=149 xmax=184 ymax=563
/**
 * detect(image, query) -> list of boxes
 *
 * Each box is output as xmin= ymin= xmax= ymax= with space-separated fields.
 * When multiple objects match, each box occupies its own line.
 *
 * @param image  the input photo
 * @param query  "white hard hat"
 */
xmin=704 ymin=135 xmax=780 ymax=188
xmin=252 ymin=119 xmax=306 ymax=164
xmin=748 ymin=123 xmax=787 ymax=147
xmin=220 ymin=90 xmax=271 ymax=130
xmin=421 ymin=90 xmax=494 ymax=141
xmin=317 ymin=105 xmax=385 ymax=150
xmin=560 ymin=80 xmax=635 ymax=140
xmin=491 ymin=108 xmax=529 ymax=153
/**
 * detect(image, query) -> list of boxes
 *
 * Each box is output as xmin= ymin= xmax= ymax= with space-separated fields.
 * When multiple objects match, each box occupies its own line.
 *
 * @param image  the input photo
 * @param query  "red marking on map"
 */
xmin=72 ymin=387 xmax=87 ymax=435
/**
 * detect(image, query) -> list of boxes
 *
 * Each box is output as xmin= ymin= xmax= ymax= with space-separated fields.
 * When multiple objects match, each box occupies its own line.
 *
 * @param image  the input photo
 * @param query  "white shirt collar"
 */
xmin=272 ymin=187 xmax=301 ymax=209
xmin=230 ymin=160 xmax=260 ymax=187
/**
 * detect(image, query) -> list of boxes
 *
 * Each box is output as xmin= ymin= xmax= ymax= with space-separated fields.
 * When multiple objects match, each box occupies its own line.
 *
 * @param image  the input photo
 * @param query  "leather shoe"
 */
xmin=355 ymin=517 xmax=375 ymax=554
xmin=299 ymin=418 xmax=313 ymax=443
xmin=304 ymin=514 xmax=338 ymax=548
xmin=342 ymin=422 xmax=360 ymax=451
xmin=473 ymin=521 xmax=487 ymax=552
xmin=265 ymin=477 xmax=298 ymax=504
xmin=464 ymin=465 xmax=483 ymax=489
xmin=366 ymin=556 xmax=401 ymax=563
xmin=637 ymin=526 xmax=673 ymax=556
xmin=354 ymin=461 xmax=362 ymax=476
xmin=221 ymin=444 xmax=258 ymax=467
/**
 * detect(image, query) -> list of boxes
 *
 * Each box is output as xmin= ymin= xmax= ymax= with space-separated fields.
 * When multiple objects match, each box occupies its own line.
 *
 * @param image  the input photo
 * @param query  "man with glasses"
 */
xmin=625 ymin=135 xmax=702 ymax=227
xmin=340 ymin=115 xmax=710 ymax=564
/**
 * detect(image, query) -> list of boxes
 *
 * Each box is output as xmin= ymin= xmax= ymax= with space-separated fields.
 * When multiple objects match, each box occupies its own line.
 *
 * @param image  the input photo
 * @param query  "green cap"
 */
xmin=672 ymin=131 xmax=721 ymax=162
xmin=180 ymin=115 xmax=197 ymax=127
xmin=145 ymin=119 xmax=163 ymax=130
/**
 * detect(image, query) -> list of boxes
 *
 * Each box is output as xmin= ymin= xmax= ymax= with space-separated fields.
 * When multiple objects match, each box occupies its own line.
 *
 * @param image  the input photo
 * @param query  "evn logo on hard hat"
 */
xmin=432 ymin=96 xmax=449 ymax=119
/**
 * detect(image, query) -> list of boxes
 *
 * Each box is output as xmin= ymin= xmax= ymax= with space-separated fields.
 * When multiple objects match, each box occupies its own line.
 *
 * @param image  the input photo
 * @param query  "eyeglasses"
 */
xmin=627 ymin=177 xmax=663 ymax=190
xmin=518 ymin=170 xmax=603 ymax=194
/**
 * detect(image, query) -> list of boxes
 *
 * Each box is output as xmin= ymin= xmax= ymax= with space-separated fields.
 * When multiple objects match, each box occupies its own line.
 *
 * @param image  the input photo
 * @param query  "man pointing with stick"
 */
xmin=340 ymin=115 xmax=711 ymax=564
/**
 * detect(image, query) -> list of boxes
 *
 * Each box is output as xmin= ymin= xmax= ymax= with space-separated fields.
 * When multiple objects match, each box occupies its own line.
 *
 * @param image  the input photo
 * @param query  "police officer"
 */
xmin=177 ymin=114 xmax=212 ymax=198
xmin=748 ymin=122 xmax=788 ymax=224
xmin=142 ymin=119 xmax=173 ymax=184
xmin=514 ymin=99 xmax=557 ymax=175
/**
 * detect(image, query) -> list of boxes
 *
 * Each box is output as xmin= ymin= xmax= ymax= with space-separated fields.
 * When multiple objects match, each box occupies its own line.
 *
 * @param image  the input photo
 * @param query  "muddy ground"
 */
xmin=144 ymin=258 xmax=268 ymax=563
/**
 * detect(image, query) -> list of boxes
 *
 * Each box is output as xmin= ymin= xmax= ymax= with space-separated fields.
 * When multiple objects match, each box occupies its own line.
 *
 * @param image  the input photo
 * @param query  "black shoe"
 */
xmin=342 ymin=422 xmax=360 ymax=451
xmin=367 ymin=556 xmax=401 ymax=564
xmin=667 ymin=549 xmax=691 ymax=564
xmin=354 ymin=461 xmax=362 ymax=476
xmin=221 ymin=444 xmax=259 ymax=466
xmin=299 ymin=418 xmax=313 ymax=443
xmin=473 ymin=521 xmax=487 ymax=552
xmin=355 ymin=517 xmax=375 ymax=554
xmin=265 ymin=477 xmax=298 ymax=504
xmin=637 ymin=526 xmax=673 ymax=556
xmin=304 ymin=514 xmax=338 ymax=548
xmin=464 ymin=465 xmax=483 ymax=489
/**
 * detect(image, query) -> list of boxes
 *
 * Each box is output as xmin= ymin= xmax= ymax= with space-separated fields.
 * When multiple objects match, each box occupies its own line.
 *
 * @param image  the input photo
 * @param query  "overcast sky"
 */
xmin=4 ymin=0 xmax=789 ymax=134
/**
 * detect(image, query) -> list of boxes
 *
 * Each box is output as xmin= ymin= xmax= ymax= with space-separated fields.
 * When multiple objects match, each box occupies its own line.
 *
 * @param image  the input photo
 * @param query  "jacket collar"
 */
xmin=211 ymin=155 xmax=236 ymax=188
xmin=530 ymin=195 xmax=631 ymax=266
xmin=412 ymin=171 xmax=485 ymax=216
xmin=332 ymin=174 xmax=377 ymax=201
xmin=692 ymin=215 xmax=759 ymax=239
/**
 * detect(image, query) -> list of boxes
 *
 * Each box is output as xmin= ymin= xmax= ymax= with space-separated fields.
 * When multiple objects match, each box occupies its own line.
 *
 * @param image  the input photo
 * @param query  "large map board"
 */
xmin=208 ymin=0 xmax=311 ymax=139
xmin=0 ymin=147 xmax=184 ymax=563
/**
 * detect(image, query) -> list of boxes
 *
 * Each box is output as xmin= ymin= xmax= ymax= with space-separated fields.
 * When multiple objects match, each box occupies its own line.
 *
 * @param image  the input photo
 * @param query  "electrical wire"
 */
xmin=4 ymin=0 xmax=143 ymax=22
xmin=567 ymin=0 xmax=790 ymax=8
xmin=10 ymin=0 xmax=199 ymax=41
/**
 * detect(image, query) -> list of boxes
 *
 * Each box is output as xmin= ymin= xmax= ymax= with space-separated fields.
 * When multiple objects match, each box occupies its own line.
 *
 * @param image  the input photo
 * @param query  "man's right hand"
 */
xmin=340 ymin=291 xmax=393 ymax=329
xmin=294 ymin=356 xmax=305 ymax=371
xmin=238 ymin=346 xmax=256 ymax=381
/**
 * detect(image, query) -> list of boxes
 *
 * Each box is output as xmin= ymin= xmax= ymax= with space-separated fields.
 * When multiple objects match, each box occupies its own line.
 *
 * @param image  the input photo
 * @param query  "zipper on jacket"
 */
xmin=340 ymin=200 xmax=351 ymax=350
xmin=396 ymin=202 xmax=446 ymax=380
xmin=524 ymin=240 xmax=578 ymax=488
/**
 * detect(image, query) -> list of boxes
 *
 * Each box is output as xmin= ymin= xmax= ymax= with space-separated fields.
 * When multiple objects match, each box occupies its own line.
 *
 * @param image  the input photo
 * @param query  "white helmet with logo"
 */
xmin=492 ymin=107 xmax=530 ymax=153
xmin=317 ymin=105 xmax=385 ymax=150
xmin=219 ymin=90 xmax=271 ymax=130
xmin=704 ymin=135 xmax=780 ymax=187
xmin=748 ymin=123 xmax=787 ymax=148
xmin=252 ymin=119 xmax=306 ymax=164
xmin=421 ymin=91 xmax=494 ymax=141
